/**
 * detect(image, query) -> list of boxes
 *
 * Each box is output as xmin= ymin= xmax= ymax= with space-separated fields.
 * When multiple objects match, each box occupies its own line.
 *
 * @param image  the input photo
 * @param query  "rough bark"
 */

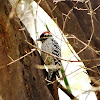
xmin=0 ymin=0 xmax=54 ymax=100
xmin=34 ymin=0 xmax=100 ymax=99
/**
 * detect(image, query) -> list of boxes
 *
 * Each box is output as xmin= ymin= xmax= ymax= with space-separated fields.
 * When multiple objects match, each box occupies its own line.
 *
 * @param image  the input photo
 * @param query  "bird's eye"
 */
xmin=44 ymin=35 xmax=49 ymax=37
xmin=43 ymin=34 xmax=52 ymax=37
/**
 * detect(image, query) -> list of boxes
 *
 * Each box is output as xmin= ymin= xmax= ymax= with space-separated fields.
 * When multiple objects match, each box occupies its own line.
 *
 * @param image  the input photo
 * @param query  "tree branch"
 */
xmin=57 ymin=82 xmax=78 ymax=100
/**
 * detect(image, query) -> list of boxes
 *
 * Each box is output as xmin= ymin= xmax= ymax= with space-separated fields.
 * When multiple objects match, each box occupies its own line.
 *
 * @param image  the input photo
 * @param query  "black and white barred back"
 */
xmin=37 ymin=31 xmax=61 ymax=80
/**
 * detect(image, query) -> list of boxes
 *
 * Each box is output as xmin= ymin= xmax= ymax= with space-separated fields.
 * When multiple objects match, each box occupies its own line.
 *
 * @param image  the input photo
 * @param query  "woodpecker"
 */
xmin=37 ymin=31 xmax=61 ymax=80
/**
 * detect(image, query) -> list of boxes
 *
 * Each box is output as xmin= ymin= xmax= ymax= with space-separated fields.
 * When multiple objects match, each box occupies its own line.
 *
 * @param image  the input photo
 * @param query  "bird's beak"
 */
xmin=36 ymin=38 xmax=41 ymax=41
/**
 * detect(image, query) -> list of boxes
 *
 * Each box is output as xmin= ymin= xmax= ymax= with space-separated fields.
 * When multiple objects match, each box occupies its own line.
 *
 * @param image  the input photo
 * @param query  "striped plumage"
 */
xmin=37 ymin=31 xmax=61 ymax=80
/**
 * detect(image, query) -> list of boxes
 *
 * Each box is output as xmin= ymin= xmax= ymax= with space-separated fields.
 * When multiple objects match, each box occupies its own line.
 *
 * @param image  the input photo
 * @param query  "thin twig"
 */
xmin=0 ymin=49 xmax=36 ymax=69
xmin=94 ymin=5 xmax=100 ymax=11
xmin=66 ymin=35 xmax=100 ymax=55
xmin=62 ymin=1 xmax=78 ymax=31
xmin=62 ymin=33 xmax=79 ymax=61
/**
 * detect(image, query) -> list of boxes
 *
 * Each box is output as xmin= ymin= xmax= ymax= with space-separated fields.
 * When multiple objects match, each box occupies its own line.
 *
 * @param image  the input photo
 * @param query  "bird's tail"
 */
xmin=48 ymin=69 xmax=60 ymax=81
xmin=48 ymin=69 xmax=54 ymax=81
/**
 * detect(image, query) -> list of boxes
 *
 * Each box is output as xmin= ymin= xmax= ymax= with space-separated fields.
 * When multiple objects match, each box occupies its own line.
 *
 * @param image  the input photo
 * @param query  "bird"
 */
xmin=37 ymin=31 xmax=61 ymax=81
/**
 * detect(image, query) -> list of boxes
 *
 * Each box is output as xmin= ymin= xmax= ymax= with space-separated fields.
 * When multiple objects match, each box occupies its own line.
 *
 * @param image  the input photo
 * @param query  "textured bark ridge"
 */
xmin=0 ymin=0 xmax=54 ymax=100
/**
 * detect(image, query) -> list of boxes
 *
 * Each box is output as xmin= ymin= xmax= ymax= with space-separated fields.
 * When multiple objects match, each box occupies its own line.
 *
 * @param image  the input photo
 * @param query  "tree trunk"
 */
xmin=0 ymin=0 xmax=54 ymax=100
xmin=34 ymin=0 xmax=100 ymax=99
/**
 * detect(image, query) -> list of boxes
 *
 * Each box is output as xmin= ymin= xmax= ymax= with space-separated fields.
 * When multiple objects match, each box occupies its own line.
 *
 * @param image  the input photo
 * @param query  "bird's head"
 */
xmin=37 ymin=31 xmax=52 ymax=42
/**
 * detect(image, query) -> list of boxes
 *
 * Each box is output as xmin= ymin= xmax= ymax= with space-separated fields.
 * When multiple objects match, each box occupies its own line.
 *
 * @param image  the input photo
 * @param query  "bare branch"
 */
xmin=57 ymin=82 xmax=78 ymax=100
xmin=0 ymin=49 xmax=36 ymax=69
